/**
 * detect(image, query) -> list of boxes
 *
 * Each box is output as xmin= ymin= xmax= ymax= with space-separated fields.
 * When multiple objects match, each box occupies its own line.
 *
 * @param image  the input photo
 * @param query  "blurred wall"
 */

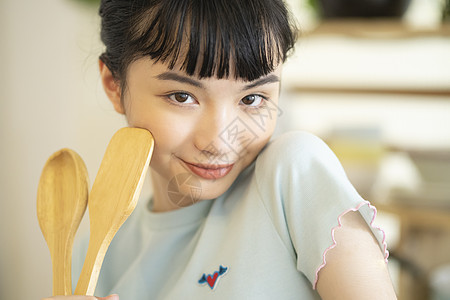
xmin=0 ymin=1 xmax=128 ymax=299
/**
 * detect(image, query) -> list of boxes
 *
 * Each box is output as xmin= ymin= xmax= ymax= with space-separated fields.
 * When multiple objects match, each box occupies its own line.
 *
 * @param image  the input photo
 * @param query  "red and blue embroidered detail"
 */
xmin=198 ymin=265 xmax=228 ymax=290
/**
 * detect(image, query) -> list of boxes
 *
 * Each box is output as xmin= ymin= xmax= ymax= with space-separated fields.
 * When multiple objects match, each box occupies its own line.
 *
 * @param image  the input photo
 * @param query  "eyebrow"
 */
xmin=241 ymin=74 xmax=280 ymax=91
xmin=155 ymin=72 xmax=204 ymax=88
xmin=155 ymin=72 xmax=280 ymax=91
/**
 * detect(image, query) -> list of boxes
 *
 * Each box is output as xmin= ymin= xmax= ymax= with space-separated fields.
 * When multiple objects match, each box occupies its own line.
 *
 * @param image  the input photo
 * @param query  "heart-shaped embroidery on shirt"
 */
xmin=206 ymin=273 xmax=219 ymax=288
xmin=199 ymin=265 xmax=228 ymax=290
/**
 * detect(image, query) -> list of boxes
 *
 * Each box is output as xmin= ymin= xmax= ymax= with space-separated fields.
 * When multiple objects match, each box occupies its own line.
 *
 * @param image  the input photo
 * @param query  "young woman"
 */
xmin=44 ymin=0 xmax=397 ymax=299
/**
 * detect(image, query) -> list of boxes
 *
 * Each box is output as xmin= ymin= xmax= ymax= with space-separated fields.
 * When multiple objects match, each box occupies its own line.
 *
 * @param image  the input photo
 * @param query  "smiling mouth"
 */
xmin=180 ymin=159 xmax=235 ymax=180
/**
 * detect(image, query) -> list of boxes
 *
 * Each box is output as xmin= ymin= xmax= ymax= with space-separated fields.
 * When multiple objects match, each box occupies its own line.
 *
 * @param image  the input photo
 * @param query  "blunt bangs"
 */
xmin=126 ymin=0 xmax=297 ymax=81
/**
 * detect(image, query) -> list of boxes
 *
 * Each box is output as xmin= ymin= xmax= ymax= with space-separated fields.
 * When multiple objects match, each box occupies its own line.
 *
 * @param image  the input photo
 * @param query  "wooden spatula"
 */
xmin=74 ymin=127 xmax=154 ymax=296
xmin=37 ymin=148 xmax=89 ymax=296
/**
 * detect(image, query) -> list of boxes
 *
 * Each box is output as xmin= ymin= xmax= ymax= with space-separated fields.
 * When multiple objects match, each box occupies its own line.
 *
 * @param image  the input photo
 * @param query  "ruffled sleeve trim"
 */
xmin=312 ymin=200 xmax=389 ymax=290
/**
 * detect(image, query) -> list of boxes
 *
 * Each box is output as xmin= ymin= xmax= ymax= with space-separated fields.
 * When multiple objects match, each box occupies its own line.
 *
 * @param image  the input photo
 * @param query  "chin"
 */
xmin=197 ymin=181 xmax=232 ymax=200
xmin=165 ymin=172 xmax=231 ymax=208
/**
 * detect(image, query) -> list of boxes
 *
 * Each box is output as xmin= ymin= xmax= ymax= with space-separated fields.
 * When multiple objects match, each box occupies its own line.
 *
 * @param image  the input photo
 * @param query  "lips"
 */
xmin=181 ymin=159 xmax=234 ymax=180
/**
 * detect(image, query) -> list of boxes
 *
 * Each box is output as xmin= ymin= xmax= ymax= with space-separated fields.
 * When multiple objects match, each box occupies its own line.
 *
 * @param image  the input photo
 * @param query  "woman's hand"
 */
xmin=41 ymin=294 xmax=119 ymax=300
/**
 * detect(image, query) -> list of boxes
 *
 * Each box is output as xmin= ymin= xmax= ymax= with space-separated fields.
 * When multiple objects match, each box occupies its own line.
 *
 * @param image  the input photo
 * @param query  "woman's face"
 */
xmin=109 ymin=57 xmax=282 ymax=212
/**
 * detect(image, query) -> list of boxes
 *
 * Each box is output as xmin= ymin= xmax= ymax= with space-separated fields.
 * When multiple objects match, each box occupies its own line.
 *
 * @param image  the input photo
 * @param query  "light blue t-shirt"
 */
xmin=73 ymin=131 xmax=388 ymax=299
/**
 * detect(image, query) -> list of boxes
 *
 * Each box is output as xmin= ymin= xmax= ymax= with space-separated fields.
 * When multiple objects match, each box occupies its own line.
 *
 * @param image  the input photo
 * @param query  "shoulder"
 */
xmin=258 ymin=130 xmax=332 ymax=161
xmin=250 ymin=131 xmax=391 ymax=292
xmin=252 ymin=131 xmax=364 ymax=222
xmin=250 ymin=130 xmax=363 ymax=249
xmin=254 ymin=130 xmax=349 ymax=193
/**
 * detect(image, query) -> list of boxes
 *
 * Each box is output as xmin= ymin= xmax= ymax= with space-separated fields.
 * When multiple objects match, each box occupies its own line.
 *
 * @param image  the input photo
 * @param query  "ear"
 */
xmin=99 ymin=59 xmax=125 ymax=115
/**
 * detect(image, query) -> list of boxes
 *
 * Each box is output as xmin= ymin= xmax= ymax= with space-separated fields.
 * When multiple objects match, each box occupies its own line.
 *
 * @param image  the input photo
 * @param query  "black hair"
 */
xmin=99 ymin=0 xmax=298 ymax=90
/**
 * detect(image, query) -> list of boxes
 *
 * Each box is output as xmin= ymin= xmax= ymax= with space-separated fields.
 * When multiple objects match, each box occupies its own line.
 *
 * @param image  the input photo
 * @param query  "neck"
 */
xmin=149 ymin=168 xmax=183 ymax=212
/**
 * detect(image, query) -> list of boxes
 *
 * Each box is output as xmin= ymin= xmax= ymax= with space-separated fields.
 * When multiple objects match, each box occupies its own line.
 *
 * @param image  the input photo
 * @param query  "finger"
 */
xmin=97 ymin=295 xmax=119 ymax=300
xmin=41 ymin=297 xmax=98 ymax=300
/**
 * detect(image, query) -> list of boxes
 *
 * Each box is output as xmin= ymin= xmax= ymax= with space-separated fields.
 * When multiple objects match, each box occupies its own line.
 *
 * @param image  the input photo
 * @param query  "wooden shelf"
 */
xmin=283 ymin=22 xmax=450 ymax=98
xmin=377 ymin=201 xmax=450 ymax=300
xmin=377 ymin=202 xmax=450 ymax=229
xmin=286 ymin=85 xmax=450 ymax=97
xmin=306 ymin=19 xmax=450 ymax=38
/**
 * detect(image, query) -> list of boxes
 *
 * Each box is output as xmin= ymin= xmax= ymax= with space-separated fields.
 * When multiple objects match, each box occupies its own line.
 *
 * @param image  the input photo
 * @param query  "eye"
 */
xmin=168 ymin=92 xmax=196 ymax=104
xmin=240 ymin=94 xmax=265 ymax=107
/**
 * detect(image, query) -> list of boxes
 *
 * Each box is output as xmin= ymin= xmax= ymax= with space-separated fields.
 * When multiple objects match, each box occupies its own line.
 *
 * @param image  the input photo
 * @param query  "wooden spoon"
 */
xmin=37 ymin=148 xmax=89 ymax=296
xmin=74 ymin=127 xmax=154 ymax=296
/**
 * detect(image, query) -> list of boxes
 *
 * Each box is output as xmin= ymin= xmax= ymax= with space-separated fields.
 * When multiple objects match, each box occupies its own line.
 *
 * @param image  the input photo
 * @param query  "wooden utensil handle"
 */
xmin=73 ymin=127 xmax=154 ymax=296
xmin=74 ymin=238 xmax=108 ymax=296
xmin=51 ymin=247 xmax=72 ymax=296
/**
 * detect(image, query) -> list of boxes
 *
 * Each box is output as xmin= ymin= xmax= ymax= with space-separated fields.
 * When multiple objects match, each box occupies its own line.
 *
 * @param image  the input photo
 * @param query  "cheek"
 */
xmin=248 ymin=125 xmax=274 ymax=155
xmin=236 ymin=109 xmax=277 ymax=159
xmin=124 ymin=99 xmax=196 ymax=157
xmin=135 ymin=116 xmax=190 ymax=152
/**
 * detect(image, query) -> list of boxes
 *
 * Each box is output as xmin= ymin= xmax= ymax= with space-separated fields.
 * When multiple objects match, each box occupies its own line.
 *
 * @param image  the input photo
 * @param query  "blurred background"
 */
xmin=1 ymin=0 xmax=449 ymax=299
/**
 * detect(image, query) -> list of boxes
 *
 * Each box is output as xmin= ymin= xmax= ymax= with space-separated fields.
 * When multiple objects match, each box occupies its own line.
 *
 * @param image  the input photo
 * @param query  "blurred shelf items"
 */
xmin=374 ymin=149 xmax=450 ymax=300
xmin=284 ymin=0 xmax=450 ymax=299
xmin=310 ymin=0 xmax=412 ymax=19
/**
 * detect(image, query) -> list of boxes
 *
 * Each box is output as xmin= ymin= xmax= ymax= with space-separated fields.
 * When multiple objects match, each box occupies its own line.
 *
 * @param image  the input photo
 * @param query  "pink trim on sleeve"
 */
xmin=312 ymin=200 xmax=389 ymax=290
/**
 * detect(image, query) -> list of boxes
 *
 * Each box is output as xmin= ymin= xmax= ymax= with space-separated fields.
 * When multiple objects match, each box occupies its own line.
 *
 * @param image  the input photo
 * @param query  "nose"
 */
xmin=193 ymin=105 xmax=237 ymax=164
